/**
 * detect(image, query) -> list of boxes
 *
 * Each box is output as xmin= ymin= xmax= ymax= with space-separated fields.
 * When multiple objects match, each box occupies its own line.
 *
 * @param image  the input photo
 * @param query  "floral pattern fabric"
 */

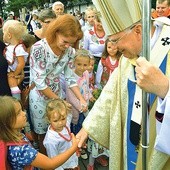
xmin=8 ymin=135 xmax=38 ymax=170
xmin=83 ymin=27 xmax=107 ymax=57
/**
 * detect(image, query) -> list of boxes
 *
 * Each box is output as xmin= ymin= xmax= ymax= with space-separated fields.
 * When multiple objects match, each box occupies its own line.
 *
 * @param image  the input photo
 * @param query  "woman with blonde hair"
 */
xmin=83 ymin=14 xmax=107 ymax=71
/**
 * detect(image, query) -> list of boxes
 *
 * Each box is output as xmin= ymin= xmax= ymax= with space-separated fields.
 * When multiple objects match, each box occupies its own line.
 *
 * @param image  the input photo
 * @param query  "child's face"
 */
xmin=49 ymin=110 xmax=67 ymax=132
xmin=86 ymin=11 xmax=95 ymax=26
xmin=74 ymin=56 xmax=90 ymax=76
xmin=13 ymin=102 xmax=27 ymax=130
xmin=88 ymin=59 xmax=95 ymax=73
xmin=107 ymin=41 xmax=118 ymax=57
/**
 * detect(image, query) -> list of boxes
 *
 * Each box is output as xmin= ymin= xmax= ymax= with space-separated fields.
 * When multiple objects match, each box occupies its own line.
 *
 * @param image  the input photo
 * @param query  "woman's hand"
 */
xmin=63 ymin=100 xmax=72 ymax=110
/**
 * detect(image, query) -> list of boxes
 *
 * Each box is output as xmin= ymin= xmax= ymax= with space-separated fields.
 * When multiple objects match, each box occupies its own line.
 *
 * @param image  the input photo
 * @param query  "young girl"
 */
xmin=66 ymin=49 xmax=95 ymax=134
xmin=3 ymin=20 xmax=28 ymax=100
xmin=65 ymin=49 xmax=95 ymax=159
xmin=43 ymin=99 xmax=80 ymax=170
xmin=96 ymin=38 xmax=122 ymax=89
xmin=0 ymin=96 xmax=79 ymax=170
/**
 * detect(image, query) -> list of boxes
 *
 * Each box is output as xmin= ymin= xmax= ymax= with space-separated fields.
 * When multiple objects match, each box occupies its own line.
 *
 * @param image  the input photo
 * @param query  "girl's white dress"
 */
xmin=43 ymin=114 xmax=78 ymax=170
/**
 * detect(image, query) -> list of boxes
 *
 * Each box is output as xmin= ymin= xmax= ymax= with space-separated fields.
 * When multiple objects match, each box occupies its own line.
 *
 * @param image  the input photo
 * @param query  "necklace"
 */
xmin=58 ymin=126 xmax=72 ymax=142
xmin=51 ymin=125 xmax=72 ymax=142
xmin=94 ymin=25 xmax=105 ymax=38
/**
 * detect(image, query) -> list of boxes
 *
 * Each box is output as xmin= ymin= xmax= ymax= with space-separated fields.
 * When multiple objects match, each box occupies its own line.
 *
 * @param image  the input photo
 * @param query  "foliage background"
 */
xmin=1 ymin=0 xmax=92 ymax=17
xmin=0 ymin=0 xmax=157 ymax=18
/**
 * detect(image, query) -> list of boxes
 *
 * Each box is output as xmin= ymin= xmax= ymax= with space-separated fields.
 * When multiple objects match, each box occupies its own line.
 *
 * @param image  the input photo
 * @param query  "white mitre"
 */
xmin=92 ymin=0 xmax=142 ymax=35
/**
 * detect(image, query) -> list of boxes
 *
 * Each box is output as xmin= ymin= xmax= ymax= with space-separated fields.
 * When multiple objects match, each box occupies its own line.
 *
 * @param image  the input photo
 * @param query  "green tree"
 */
xmin=0 ymin=0 xmax=5 ymax=17
xmin=6 ymin=0 xmax=48 ymax=16
xmin=5 ymin=0 xmax=82 ymax=17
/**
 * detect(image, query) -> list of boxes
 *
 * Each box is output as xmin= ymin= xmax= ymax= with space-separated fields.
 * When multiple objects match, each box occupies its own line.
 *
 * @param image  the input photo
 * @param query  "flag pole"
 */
xmin=142 ymin=0 xmax=151 ymax=170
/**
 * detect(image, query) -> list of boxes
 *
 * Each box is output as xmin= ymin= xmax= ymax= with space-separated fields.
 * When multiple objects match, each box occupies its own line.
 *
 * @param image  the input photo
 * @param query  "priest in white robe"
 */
xmin=76 ymin=0 xmax=170 ymax=169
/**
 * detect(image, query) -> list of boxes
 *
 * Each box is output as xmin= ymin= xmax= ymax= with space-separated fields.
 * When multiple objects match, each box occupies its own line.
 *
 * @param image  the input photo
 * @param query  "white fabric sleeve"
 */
xmin=155 ymin=80 xmax=170 ymax=155
xmin=83 ymin=30 xmax=89 ymax=50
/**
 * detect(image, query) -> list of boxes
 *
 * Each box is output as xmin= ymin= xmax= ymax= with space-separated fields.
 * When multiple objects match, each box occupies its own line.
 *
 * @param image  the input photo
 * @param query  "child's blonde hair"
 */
xmin=74 ymin=49 xmax=93 ymax=62
xmin=46 ymin=99 xmax=71 ymax=121
xmin=3 ymin=20 xmax=26 ymax=41
xmin=84 ymin=6 xmax=97 ymax=19
xmin=0 ymin=96 xmax=21 ymax=142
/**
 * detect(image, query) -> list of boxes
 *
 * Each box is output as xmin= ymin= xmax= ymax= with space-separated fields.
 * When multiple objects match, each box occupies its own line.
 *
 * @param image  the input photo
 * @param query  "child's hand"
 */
xmin=80 ymin=99 xmax=88 ymax=112
xmin=89 ymin=96 xmax=96 ymax=102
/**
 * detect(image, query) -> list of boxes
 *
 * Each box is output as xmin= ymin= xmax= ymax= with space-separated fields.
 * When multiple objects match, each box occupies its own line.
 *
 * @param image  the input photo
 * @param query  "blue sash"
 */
xmin=126 ymin=55 xmax=167 ymax=169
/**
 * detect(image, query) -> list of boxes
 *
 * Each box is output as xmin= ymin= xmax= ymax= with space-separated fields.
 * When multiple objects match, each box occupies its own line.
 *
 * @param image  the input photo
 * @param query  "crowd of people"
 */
xmin=0 ymin=0 xmax=170 ymax=169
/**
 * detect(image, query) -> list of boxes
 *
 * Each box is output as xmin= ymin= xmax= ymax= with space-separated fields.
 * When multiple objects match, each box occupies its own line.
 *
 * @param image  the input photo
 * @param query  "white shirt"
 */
xmin=5 ymin=44 xmax=28 ymax=72
xmin=43 ymin=114 xmax=78 ymax=170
